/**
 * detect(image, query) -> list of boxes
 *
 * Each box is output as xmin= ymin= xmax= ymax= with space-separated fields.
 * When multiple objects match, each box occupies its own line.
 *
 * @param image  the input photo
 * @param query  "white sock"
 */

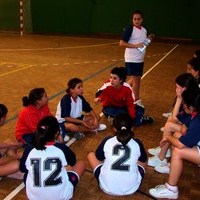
xmin=165 ymin=183 xmax=178 ymax=192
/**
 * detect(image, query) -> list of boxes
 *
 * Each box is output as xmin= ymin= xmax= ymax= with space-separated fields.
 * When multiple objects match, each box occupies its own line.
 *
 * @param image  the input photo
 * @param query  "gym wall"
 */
xmin=0 ymin=0 xmax=199 ymax=40
xmin=0 ymin=0 xmax=19 ymax=31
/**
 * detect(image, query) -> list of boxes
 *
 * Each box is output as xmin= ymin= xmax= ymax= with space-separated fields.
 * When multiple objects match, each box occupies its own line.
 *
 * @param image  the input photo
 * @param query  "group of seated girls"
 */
xmin=1 ymin=66 xmax=152 ymax=199
xmin=1 ymin=50 xmax=200 ymax=199
xmin=148 ymin=50 xmax=200 ymax=199
xmin=15 ymin=66 xmax=154 ymax=148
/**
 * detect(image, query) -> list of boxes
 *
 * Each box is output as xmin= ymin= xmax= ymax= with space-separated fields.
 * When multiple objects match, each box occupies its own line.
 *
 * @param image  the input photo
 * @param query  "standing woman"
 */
xmin=15 ymin=88 xmax=52 ymax=146
xmin=119 ymin=10 xmax=153 ymax=106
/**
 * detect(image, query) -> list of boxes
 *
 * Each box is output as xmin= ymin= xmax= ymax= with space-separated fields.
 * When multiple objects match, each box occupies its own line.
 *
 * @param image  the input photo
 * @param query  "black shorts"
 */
xmin=67 ymin=171 xmax=79 ymax=189
xmin=125 ymin=62 xmax=144 ymax=76
xmin=59 ymin=116 xmax=84 ymax=137
xmin=102 ymin=106 xmax=127 ymax=118
xmin=94 ymin=164 xmax=103 ymax=184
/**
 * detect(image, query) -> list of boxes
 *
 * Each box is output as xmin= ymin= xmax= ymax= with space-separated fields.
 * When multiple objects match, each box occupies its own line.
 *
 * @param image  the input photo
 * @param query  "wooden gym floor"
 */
xmin=0 ymin=33 xmax=200 ymax=199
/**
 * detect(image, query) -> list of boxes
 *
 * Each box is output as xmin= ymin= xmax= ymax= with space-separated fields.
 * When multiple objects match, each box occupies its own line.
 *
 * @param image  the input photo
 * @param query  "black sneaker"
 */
xmin=73 ymin=132 xmax=85 ymax=140
xmin=141 ymin=116 xmax=154 ymax=124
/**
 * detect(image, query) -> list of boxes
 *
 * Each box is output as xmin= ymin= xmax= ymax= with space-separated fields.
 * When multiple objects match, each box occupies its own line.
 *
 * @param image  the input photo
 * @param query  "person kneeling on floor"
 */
xmin=94 ymin=66 xmax=154 ymax=126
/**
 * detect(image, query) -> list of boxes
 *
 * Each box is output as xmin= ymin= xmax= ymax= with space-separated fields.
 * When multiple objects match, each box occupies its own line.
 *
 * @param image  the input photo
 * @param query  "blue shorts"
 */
xmin=19 ymin=133 xmax=34 ymax=148
xmin=102 ymin=105 xmax=145 ymax=127
xmin=59 ymin=116 xmax=84 ymax=138
xmin=67 ymin=171 xmax=79 ymax=189
xmin=94 ymin=164 xmax=103 ymax=184
xmin=59 ymin=122 xmax=68 ymax=138
xmin=133 ymin=105 xmax=145 ymax=126
xmin=177 ymin=113 xmax=190 ymax=124
xmin=94 ymin=164 xmax=145 ymax=183
xmin=102 ymin=106 xmax=127 ymax=118
xmin=125 ymin=62 xmax=144 ymax=76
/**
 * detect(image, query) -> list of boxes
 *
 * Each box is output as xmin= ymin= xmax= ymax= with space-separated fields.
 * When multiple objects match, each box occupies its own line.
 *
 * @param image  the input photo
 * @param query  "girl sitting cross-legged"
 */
xmin=87 ymin=113 xmax=147 ymax=196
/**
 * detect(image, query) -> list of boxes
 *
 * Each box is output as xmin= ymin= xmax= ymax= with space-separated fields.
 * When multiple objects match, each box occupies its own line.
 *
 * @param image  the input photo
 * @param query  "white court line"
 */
xmin=4 ymin=43 xmax=179 ymax=200
xmin=66 ymin=138 xmax=77 ymax=147
xmin=142 ymin=44 xmax=179 ymax=79
xmin=3 ymin=183 xmax=24 ymax=200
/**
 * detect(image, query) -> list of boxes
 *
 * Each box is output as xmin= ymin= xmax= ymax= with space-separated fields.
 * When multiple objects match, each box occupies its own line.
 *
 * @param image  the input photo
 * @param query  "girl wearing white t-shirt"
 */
xmin=120 ymin=10 xmax=152 ymax=106
xmin=20 ymin=116 xmax=85 ymax=200
xmin=87 ymin=113 xmax=147 ymax=196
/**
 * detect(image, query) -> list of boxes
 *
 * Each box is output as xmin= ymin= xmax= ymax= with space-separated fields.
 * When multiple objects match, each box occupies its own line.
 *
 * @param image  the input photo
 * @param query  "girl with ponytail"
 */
xmin=56 ymin=78 xmax=106 ymax=140
xmin=15 ymin=88 xmax=52 ymax=146
xmin=87 ymin=113 xmax=147 ymax=196
xmin=20 ymin=116 xmax=85 ymax=200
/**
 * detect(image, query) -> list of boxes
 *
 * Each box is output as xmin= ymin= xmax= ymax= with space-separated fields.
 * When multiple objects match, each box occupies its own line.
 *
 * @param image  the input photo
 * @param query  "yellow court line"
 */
xmin=0 ymin=61 xmax=30 ymax=66
xmin=0 ymin=64 xmax=33 ymax=77
xmin=0 ymin=42 xmax=119 ymax=52
xmin=0 ymin=62 xmax=8 ymax=66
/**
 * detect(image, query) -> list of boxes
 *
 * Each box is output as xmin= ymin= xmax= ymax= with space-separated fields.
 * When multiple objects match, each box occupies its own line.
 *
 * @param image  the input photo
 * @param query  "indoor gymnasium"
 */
xmin=0 ymin=0 xmax=200 ymax=199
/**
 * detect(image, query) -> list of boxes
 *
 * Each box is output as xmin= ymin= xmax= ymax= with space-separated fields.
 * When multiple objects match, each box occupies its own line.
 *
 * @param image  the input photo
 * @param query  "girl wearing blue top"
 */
xmin=148 ymin=73 xmax=199 ymax=173
xmin=56 ymin=78 xmax=106 ymax=139
xmin=149 ymin=87 xmax=200 ymax=199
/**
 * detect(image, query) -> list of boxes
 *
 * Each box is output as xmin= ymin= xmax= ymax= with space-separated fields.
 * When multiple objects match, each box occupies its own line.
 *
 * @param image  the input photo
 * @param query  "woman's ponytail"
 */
xmin=113 ymin=113 xmax=133 ymax=146
xmin=33 ymin=116 xmax=59 ymax=150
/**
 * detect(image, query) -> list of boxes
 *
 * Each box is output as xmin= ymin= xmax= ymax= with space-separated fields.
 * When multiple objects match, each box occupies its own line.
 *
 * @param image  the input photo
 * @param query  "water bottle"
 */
xmin=138 ymin=38 xmax=151 ymax=52
xmin=138 ymin=34 xmax=155 ymax=52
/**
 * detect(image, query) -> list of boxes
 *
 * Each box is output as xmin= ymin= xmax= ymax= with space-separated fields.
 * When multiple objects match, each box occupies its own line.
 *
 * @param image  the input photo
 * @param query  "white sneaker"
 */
xmin=107 ymin=116 xmax=114 ymax=126
xmin=160 ymin=127 xmax=164 ymax=132
xmin=148 ymin=146 xmax=171 ymax=158
xmin=147 ymin=155 xmax=167 ymax=167
xmin=7 ymin=171 xmax=24 ymax=180
xmin=162 ymin=112 xmax=172 ymax=118
xmin=64 ymin=135 xmax=70 ymax=142
xmin=93 ymin=124 xmax=107 ymax=133
xmin=99 ymin=112 xmax=104 ymax=117
xmin=135 ymin=99 xmax=145 ymax=108
xmin=149 ymin=184 xmax=178 ymax=199
xmin=155 ymin=163 xmax=170 ymax=174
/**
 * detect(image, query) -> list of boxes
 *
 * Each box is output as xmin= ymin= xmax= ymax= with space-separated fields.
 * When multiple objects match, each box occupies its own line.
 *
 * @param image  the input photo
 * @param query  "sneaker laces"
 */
xmin=153 ymin=146 xmax=160 ymax=151
xmin=142 ymin=116 xmax=151 ymax=120
xmin=135 ymin=99 xmax=145 ymax=108
xmin=160 ymin=162 xmax=170 ymax=167
xmin=155 ymin=184 xmax=167 ymax=192
xmin=74 ymin=132 xmax=84 ymax=140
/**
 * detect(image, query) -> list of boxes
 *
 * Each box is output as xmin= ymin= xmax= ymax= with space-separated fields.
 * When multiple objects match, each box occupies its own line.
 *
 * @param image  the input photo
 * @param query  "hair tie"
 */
xmin=41 ymin=126 xmax=46 ymax=130
xmin=121 ymin=126 xmax=126 ymax=130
